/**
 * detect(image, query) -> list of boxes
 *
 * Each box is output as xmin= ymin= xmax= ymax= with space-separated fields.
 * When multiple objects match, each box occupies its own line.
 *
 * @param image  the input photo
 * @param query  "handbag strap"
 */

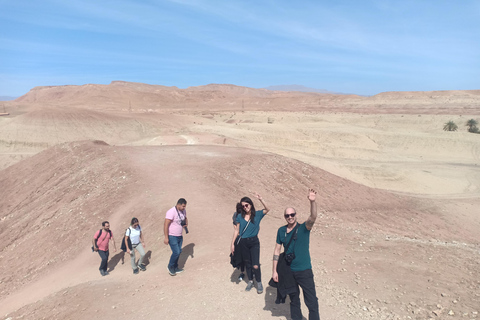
xmin=175 ymin=207 xmax=185 ymax=221
xmin=95 ymin=229 xmax=109 ymax=243
xmin=283 ymin=224 xmax=298 ymax=253
xmin=101 ymin=230 xmax=109 ymax=242
xmin=236 ymin=219 xmax=251 ymax=244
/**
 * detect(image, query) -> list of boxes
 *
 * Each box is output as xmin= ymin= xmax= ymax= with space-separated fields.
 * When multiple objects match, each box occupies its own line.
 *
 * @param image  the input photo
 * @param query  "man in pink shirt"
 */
xmin=164 ymin=198 xmax=188 ymax=276
xmin=92 ymin=221 xmax=117 ymax=276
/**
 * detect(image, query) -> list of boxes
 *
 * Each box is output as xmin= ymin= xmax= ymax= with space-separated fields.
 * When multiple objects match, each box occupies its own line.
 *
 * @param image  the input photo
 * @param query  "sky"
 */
xmin=1 ymin=0 xmax=479 ymax=96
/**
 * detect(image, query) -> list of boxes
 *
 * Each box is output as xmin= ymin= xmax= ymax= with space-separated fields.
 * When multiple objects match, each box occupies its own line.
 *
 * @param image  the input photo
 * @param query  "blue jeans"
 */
xmin=168 ymin=235 xmax=183 ymax=269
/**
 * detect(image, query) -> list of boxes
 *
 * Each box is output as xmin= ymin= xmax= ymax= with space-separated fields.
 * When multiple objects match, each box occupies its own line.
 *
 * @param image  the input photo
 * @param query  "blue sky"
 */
xmin=1 ymin=0 xmax=479 ymax=96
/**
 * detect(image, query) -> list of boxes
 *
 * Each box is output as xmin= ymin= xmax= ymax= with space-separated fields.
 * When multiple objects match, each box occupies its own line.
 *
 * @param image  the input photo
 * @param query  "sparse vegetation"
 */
xmin=443 ymin=120 xmax=458 ymax=131
xmin=466 ymin=119 xmax=479 ymax=133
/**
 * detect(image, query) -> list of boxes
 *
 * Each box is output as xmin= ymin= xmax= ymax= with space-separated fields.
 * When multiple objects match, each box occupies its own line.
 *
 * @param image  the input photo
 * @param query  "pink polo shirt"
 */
xmin=94 ymin=229 xmax=113 ymax=251
xmin=166 ymin=206 xmax=186 ymax=236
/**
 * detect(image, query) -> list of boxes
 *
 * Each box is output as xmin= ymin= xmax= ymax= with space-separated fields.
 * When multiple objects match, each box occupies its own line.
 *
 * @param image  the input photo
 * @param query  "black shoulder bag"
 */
xmin=120 ymin=227 xmax=133 ymax=252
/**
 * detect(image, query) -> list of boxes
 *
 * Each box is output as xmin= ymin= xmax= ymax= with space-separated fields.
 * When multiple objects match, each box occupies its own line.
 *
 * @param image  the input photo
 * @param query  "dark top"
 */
xmin=236 ymin=210 xmax=265 ymax=238
xmin=276 ymin=222 xmax=312 ymax=272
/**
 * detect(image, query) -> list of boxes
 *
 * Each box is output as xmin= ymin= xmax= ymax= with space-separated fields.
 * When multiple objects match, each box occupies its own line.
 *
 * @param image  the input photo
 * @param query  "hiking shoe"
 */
xmin=256 ymin=282 xmax=263 ymax=294
xmin=238 ymin=273 xmax=245 ymax=281
xmin=167 ymin=266 xmax=176 ymax=276
xmin=138 ymin=264 xmax=146 ymax=271
xmin=245 ymin=281 xmax=254 ymax=291
xmin=175 ymin=267 xmax=184 ymax=274
xmin=133 ymin=268 xmax=139 ymax=275
xmin=100 ymin=270 xmax=105 ymax=276
xmin=103 ymin=271 xmax=110 ymax=276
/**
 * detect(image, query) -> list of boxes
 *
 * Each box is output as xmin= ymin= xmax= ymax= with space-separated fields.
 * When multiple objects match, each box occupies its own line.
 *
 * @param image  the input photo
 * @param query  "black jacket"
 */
xmin=271 ymin=253 xmax=297 ymax=303
xmin=230 ymin=236 xmax=246 ymax=269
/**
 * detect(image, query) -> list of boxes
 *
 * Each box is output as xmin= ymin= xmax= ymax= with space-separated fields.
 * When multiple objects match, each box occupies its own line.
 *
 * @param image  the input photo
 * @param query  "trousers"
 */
xmin=130 ymin=243 xmax=145 ymax=270
xmin=288 ymin=269 xmax=320 ymax=320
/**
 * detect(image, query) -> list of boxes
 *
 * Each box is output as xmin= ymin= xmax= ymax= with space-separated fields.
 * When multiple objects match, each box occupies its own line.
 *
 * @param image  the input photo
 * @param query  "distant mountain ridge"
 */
xmin=10 ymin=81 xmax=480 ymax=115
xmin=0 ymin=96 xmax=18 ymax=101
xmin=263 ymin=84 xmax=348 ymax=95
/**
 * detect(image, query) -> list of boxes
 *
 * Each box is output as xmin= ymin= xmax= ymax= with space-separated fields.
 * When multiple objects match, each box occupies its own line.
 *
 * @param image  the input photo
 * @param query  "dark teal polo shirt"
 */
xmin=276 ymin=222 xmax=312 ymax=272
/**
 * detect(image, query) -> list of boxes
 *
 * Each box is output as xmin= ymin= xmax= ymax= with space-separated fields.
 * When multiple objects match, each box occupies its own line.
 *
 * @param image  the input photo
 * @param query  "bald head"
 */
xmin=284 ymin=207 xmax=297 ymax=224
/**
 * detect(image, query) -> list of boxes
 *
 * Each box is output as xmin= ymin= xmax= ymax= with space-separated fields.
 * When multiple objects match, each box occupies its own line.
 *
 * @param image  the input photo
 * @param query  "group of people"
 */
xmin=231 ymin=189 xmax=320 ymax=320
xmin=92 ymin=198 xmax=189 ymax=276
xmin=92 ymin=190 xmax=320 ymax=320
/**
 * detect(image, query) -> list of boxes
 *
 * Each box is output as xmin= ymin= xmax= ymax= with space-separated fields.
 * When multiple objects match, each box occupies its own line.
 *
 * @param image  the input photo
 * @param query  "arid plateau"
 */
xmin=0 ymin=82 xmax=479 ymax=320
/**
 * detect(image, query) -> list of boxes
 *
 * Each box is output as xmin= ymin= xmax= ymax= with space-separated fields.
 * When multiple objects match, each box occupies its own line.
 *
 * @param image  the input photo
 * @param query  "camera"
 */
xmin=181 ymin=219 xmax=189 ymax=234
xmin=285 ymin=252 xmax=296 ymax=265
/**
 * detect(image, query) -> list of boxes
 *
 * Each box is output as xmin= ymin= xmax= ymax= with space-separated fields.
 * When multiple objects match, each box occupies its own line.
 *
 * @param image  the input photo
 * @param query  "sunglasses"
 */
xmin=284 ymin=213 xmax=296 ymax=218
xmin=242 ymin=204 xmax=250 ymax=208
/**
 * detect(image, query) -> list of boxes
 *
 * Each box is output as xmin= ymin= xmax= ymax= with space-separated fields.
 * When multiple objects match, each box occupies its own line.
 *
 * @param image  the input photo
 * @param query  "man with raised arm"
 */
xmin=272 ymin=188 xmax=320 ymax=320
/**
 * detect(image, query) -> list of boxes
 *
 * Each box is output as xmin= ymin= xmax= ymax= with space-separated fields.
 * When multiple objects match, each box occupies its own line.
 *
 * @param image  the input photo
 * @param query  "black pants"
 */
xmin=240 ymin=235 xmax=261 ymax=282
xmin=98 ymin=250 xmax=109 ymax=272
xmin=289 ymin=269 xmax=320 ymax=320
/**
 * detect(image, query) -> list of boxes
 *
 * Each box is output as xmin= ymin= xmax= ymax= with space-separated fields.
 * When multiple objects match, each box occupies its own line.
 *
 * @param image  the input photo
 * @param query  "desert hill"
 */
xmin=0 ymin=141 xmax=478 ymax=320
xmin=10 ymin=81 xmax=480 ymax=114
xmin=0 ymin=81 xmax=479 ymax=319
xmin=1 ymin=82 xmax=479 ymax=196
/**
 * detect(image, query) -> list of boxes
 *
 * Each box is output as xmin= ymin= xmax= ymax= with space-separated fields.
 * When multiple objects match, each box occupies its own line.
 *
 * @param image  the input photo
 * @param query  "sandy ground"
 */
xmin=0 ymin=83 xmax=479 ymax=320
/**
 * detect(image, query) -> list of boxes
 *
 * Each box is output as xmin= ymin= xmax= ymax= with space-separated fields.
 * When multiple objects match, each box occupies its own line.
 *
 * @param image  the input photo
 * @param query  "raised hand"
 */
xmin=307 ymin=188 xmax=317 ymax=202
xmin=253 ymin=192 xmax=263 ymax=200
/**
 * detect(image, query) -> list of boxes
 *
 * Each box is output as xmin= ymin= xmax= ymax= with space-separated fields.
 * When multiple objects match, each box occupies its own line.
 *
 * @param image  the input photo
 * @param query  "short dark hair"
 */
xmin=177 ymin=198 xmax=187 ymax=205
xmin=102 ymin=221 xmax=109 ymax=227
xmin=131 ymin=217 xmax=139 ymax=225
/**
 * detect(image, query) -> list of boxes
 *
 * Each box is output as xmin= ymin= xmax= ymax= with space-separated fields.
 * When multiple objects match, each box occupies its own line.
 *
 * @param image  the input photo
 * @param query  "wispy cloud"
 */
xmin=1 ymin=0 xmax=479 ymax=95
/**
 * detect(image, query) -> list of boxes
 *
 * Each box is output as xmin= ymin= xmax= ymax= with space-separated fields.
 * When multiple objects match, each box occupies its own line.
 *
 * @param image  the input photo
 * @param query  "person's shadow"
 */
xmin=177 ymin=243 xmax=195 ymax=268
xmin=264 ymin=282 xmax=293 ymax=319
xmin=230 ymin=265 xmax=246 ymax=284
xmin=143 ymin=250 xmax=152 ymax=267
xmin=108 ymin=250 xmax=153 ymax=272
xmin=107 ymin=251 xmax=125 ymax=272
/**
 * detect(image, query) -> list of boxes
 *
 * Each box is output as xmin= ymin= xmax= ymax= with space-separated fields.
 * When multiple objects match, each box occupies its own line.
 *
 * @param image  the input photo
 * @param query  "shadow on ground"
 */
xmin=178 ymin=243 xmax=195 ymax=269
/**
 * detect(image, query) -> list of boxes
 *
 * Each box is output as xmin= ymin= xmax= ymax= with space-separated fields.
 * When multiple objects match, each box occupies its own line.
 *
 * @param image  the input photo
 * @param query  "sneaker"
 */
xmin=238 ymin=273 xmax=245 ymax=281
xmin=167 ymin=266 xmax=176 ymax=276
xmin=104 ymin=271 xmax=110 ymax=276
xmin=133 ymin=268 xmax=139 ymax=275
xmin=256 ymin=282 xmax=263 ymax=294
xmin=100 ymin=270 xmax=105 ymax=276
xmin=138 ymin=264 xmax=146 ymax=271
xmin=174 ymin=267 xmax=184 ymax=274
xmin=245 ymin=281 xmax=254 ymax=291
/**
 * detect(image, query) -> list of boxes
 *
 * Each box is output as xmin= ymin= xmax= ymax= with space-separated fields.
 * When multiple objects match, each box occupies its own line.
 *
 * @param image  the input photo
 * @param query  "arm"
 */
xmin=305 ymin=188 xmax=318 ymax=231
xmin=92 ymin=236 xmax=98 ymax=251
xmin=124 ymin=235 xmax=130 ymax=254
xmin=164 ymin=219 xmax=172 ymax=245
xmin=231 ymin=223 xmax=240 ymax=254
xmin=272 ymin=243 xmax=282 ymax=282
xmin=140 ymin=230 xmax=146 ymax=248
xmin=254 ymin=192 xmax=270 ymax=214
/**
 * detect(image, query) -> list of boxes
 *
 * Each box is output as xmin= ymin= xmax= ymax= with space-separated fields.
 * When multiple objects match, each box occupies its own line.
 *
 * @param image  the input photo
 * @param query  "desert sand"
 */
xmin=0 ymin=82 xmax=479 ymax=320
